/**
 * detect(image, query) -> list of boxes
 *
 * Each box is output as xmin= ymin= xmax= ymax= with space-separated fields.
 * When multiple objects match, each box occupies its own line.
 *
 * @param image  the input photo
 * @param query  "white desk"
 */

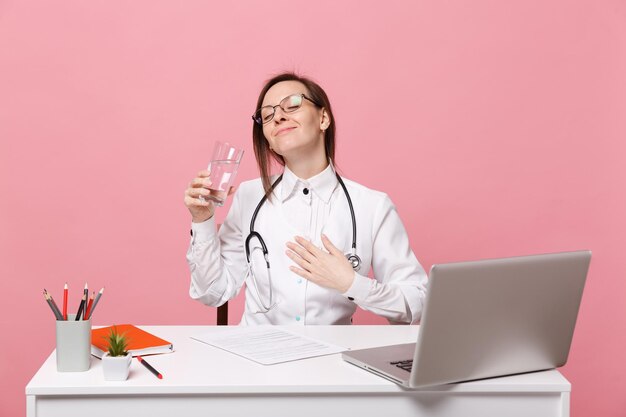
xmin=26 ymin=325 xmax=570 ymax=417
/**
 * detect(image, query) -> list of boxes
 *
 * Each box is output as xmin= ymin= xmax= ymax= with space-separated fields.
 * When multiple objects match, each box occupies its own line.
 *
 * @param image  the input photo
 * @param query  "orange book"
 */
xmin=91 ymin=324 xmax=174 ymax=358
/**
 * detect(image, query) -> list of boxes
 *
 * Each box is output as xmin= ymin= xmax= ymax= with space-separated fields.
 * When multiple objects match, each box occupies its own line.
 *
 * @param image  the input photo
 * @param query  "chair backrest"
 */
xmin=217 ymin=302 xmax=228 ymax=325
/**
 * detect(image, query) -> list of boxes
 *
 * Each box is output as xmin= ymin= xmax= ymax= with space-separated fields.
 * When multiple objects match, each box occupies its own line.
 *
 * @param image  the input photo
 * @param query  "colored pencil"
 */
xmin=87 ymin=287 xmax=104 ymax=319
xmin=75 ymin=292 xmax=86 ymax=321
xmin=43 ymin=290 xmax=63 ymax=320
xmin=82 ymin=283 xmax=88 ymax=313
xmin=44 ymin=289 xmax=63 ymax=320
xmin=75 ymin=283 xmax=88 ymax=320
xmin=48 ymin=292 xmax=63 ymax=320
xmin=62 ymin=283 xmax=68 ymax=320
xmin=137 ymin=356 xmax=163 ymax=379
xmin=84 ymin=291 xmax=94 ymax=320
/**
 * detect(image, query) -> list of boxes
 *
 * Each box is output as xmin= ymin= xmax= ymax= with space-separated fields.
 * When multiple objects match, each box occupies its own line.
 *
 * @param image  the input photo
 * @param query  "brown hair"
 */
xmin=252 ymin=72 xmax=336 ymax=198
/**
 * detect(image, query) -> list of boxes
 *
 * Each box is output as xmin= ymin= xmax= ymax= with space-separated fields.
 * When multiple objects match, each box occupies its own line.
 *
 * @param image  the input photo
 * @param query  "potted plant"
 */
xmin=102 ymin=326 xmax=132 ymax=381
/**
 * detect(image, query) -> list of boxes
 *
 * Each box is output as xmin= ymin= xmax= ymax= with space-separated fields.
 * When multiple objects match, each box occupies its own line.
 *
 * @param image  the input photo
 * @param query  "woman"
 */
xmin=184 ymin=72 xmax=427 ymax=325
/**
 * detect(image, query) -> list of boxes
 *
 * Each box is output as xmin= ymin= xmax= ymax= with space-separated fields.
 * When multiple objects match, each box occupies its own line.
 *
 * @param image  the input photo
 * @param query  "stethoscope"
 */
xmin=244 ymin=172 xmax=361 ymax=313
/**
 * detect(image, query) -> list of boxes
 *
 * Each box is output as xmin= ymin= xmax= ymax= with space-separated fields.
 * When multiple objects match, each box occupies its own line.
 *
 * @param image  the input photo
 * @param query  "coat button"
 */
xmin=303 ymin=188 xmax=309 ymax=195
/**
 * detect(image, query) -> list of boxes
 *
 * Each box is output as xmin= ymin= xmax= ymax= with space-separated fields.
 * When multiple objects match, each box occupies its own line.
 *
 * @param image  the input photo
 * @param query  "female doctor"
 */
xmin=184 ymin=72 xmax=428 ymax=325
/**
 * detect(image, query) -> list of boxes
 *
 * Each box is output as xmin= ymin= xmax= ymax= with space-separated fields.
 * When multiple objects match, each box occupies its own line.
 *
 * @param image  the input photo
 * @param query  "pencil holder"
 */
xmin=55 ymin=314 xmax=92 ymax=372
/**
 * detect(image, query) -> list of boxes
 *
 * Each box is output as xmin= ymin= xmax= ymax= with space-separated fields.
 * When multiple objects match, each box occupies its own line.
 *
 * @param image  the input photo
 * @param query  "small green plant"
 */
xmin=104 ymin=326 xmax=129 ymax=357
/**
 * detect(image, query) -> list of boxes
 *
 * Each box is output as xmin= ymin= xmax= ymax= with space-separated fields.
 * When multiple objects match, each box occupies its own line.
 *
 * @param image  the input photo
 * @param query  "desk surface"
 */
xmin=26 ymin=325 xmax=569 ymax=396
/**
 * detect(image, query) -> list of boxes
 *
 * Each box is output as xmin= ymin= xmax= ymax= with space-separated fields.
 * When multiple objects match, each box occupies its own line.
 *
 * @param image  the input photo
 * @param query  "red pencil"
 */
xmin=84 ymin=291 xmax=95 ymax=320
xmin=137 ymin=356 xmax=163 ymax=379
xmin=63 ymin=283 xmax=68 ymax=320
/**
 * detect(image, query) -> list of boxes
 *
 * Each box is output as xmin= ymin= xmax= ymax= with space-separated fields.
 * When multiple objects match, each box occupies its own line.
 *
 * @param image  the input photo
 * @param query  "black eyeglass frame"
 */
xmin=252 ymin=93 xmax=322 ymax=125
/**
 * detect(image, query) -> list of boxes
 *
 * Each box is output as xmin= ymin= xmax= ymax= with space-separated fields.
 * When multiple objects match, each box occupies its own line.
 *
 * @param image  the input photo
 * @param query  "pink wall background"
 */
xmin=1 ymin=1 xmax=624 ymax=415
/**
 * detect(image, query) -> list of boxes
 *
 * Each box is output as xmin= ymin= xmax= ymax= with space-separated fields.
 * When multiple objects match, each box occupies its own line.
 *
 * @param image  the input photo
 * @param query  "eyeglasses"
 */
xmin=252 ymin=94 xmax=321 ymax=125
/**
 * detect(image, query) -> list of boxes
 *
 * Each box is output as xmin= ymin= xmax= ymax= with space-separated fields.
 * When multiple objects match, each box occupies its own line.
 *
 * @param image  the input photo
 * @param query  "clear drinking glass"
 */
xmin=206 ymin=141 xmax=244 ymax=206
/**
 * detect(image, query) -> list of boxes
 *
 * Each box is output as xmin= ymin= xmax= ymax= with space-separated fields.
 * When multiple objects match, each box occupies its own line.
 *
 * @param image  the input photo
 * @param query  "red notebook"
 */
xmin=91 ymin=324 xmax=174 ymax=358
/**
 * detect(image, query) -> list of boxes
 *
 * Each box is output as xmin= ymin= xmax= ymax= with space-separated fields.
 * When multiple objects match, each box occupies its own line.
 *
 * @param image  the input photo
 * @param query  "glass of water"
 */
xmin=205 ymin=141 xmax=244 ymax=206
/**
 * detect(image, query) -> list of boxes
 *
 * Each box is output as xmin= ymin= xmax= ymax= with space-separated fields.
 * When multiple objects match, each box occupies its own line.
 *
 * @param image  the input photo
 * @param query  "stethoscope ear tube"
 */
xmin=336 ymin=175 xmax=360 ymax=271
xmin=244 ymin=171 xmax=360 ymax=313
xmin=245 ymin=231 xmax=269 ymax=268
xmin=245 ymin=175 xmax=283 ymax=267
xmin=246 ymin=173 xmax=360 ymax=271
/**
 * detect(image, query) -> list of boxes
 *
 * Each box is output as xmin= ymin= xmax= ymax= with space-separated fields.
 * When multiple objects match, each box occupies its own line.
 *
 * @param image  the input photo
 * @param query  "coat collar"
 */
xmin=279 ymin=163 xmax=338 ymax=204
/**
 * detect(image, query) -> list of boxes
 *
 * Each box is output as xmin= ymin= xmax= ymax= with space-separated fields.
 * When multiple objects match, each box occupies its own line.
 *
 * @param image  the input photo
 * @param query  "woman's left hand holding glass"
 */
xmin=286 ymin=235 xmax=355 ymax=293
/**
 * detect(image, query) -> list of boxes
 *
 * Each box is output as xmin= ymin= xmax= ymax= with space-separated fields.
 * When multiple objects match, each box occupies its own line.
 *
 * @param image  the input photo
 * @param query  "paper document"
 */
xmin=191 ymin=327 xmax=346 ymax=365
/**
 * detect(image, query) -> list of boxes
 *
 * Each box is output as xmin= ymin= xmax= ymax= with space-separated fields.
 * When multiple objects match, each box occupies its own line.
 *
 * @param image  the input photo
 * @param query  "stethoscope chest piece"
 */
xmin=346 ymin=253 xmax=362 ymax=272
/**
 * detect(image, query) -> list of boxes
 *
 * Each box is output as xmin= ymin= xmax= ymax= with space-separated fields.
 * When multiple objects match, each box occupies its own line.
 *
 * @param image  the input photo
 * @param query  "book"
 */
xmin=91 ymin=324 xmax=174 ymax=358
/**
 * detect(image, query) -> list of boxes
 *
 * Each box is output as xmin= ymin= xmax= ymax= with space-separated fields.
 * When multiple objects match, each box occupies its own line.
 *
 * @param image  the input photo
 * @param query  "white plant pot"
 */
xmin=102 ymin=352 xmax=132 ymax=381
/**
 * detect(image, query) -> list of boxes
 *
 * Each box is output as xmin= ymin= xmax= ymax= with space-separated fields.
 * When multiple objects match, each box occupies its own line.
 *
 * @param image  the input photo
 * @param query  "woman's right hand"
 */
xmin=184 ymin=170 xmax=216 ymax=223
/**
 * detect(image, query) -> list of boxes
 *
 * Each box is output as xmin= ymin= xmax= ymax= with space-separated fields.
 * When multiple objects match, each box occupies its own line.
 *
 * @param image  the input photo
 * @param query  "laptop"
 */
xmin=342 ymin=250 xmax=591 ymax=388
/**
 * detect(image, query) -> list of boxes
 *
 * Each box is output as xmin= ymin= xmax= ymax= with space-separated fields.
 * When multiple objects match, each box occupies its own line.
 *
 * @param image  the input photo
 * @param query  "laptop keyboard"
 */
xmin=390 ymin=359 xmax=413 ymax=372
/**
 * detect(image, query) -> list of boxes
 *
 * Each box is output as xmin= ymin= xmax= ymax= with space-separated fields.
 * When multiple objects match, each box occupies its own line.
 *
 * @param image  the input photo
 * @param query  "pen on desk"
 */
xmin=62 ymin=283 xmax=68 ymax=320
xmin=43 ymin=290 xmax=63 ymax=320
xmin=137 ymin=356 xmax=163 ymax=379
xmin=87 ymin=287 xmax=104 ymax=319
xmin=75 ymin=292 xmax=86 ymax=321
xmin=84 ymin=291 xmax=94 ymax=320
